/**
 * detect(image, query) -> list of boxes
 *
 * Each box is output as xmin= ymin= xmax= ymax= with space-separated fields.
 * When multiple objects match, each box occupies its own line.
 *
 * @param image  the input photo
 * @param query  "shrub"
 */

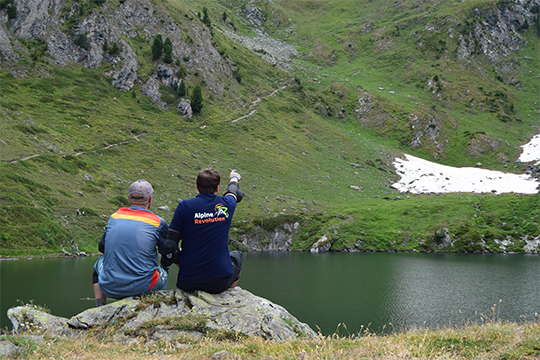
xmin=74 ymin=33 xmax=90 ymax=50
xmin=176 ymin=65 xmax=187 ymax=78
xmin=233 ymin=68 xmax=241 ymax=83
xmin=202 ymin=7 xmax=211 ymax=27
xmin=178 ymin=79 xmax=187 ymax=96
xmin=191 ymin=85 xmax=203 ymax=113
xmin=163 ymin=37 xmax=173 ymax=63
xmin=0 ymin=0 xmax=13 ymax=10
xmin=108 ymin=42 xmax=120 ymax=56
xmin=108 ymin=195 xmax=129 ymax=207
xmin=1 ymin=0 xmax=16 ymax=18
xmin=152 ymin=34 xmax=163 ymax=60
xmin=79 ymin=207 xmax=98 ymax=216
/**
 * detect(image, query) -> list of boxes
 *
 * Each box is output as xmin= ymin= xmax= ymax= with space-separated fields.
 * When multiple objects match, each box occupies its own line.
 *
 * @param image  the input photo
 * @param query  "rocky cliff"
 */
xmin=353 ymin=1 xmax=538 ymax=160
xmin=0 ymin=0 xmax=238 ymax=110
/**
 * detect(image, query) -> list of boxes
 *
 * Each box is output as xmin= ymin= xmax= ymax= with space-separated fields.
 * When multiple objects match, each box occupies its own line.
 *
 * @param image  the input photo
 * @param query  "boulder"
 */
xmin=7 ymin=289 xmax=316 ymax=341
xmin=310 ymin=235 xmax=332 ymax=253
xmin=7 ymin=306 xmax=75 ymax=336
xmin=0 ymin=340 xmax=20 ymax=357
xmin=177 ymin=98 xmax=193 ymax=118
xmin=141 ymin=77 xmax=167 ymax=109
xmin=156 ymin=64 xmax=175 ymax=86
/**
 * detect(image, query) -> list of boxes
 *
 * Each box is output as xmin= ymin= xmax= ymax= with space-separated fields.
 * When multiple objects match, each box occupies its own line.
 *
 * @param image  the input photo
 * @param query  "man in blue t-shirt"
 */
xmin=162 ymin=168 xmax=243 ymax=294
xmin=92 ymin=180 xmax=169 ymax=306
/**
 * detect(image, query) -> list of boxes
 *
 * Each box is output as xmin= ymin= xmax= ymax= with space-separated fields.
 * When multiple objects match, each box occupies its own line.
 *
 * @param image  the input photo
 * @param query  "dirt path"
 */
xmin=4 ymin=84 xmax=290 ymax=164
xmin=340 ymin=69 xmax=366 ymax=82
xmin=230 ymin=85 xmax=287 ymax=123
xmin=5 ymin=133 xmax=145 ymax=164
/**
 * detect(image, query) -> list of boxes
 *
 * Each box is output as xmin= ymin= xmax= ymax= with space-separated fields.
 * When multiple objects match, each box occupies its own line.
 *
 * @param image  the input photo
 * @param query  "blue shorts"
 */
xmin=93 ymin=256 xmax=168 ymax=298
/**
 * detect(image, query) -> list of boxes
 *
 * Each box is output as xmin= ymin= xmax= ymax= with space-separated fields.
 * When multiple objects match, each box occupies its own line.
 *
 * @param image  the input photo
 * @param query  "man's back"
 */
xmin=99 ymin=206 xmax=168 ymax=298
xmin=169 ymin=193 xmax=237 ymax=281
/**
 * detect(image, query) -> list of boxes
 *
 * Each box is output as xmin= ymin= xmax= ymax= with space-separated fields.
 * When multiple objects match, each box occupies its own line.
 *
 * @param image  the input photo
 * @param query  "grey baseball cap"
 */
xmin=128 ymin=180 xmax=154 ymax=203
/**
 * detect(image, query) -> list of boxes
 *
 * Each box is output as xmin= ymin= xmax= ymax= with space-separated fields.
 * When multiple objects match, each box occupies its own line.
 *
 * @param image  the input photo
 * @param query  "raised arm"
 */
xmin=224 ymin=169 xmax=243 ymax=202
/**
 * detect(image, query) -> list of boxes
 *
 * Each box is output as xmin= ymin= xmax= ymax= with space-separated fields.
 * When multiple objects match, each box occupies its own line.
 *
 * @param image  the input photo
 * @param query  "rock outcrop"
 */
xmin=7 ymin=288 xmax=316 ymax=341
xmin=0 ymin=0 xmax=239 ymax=102
xmin=457 ymin=2 xmax=534 ymax=85
xmin=238 ymin=222 xmax=300 ymax=251
xmin=177 ymin=98 xmax=193 ymax=118
xmin=310 ymin=235 xmax=332 ymax=253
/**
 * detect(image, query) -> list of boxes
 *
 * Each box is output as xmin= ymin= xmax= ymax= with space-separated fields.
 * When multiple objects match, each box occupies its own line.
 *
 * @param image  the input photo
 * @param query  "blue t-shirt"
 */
xmin=99 ymin=206 xmax=168 ymax=298
xmin=169 ymin=193 xmax=237 ymax=281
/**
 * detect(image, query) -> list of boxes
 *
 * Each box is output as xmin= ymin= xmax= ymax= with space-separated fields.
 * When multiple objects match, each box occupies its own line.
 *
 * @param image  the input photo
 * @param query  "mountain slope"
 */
xmin=0 ymin=0 xmax=538 ymax=256
xmin=223 ymin=0 xmax=539 ymax=166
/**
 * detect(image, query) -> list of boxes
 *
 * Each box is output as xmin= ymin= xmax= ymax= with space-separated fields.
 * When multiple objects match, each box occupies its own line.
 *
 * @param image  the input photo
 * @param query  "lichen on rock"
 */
xmin=7 ymin=288 xmax=316 ymax=342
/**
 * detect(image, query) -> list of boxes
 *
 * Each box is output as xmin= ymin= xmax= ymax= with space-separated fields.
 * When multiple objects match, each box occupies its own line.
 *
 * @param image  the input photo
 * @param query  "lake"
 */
xmin=1 ymin=252 xmax=539 ymax=335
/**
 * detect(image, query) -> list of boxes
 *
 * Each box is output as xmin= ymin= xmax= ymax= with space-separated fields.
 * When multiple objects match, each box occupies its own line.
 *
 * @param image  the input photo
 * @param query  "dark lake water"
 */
xmin=1 ymin=252 xmax=539 ymax=335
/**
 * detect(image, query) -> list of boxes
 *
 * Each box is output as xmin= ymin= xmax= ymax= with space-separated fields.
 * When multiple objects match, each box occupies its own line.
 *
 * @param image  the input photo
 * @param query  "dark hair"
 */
xmin=197 ymin=168 xmax=220 ymax=193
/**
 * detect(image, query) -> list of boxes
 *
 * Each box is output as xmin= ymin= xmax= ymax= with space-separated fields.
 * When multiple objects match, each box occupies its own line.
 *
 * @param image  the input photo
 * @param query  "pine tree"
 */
xmin=191 ymin=85 xmax=203 ymax=113
xmin=152 ymin=34 xmax=163 ymax=60
xmin=163 ymin=37 xmax=173 ymax=64
xmin=202 ymin=7 xmax=211 ymax=27
xmin=178 ymin=80 xmax=186 ymax=97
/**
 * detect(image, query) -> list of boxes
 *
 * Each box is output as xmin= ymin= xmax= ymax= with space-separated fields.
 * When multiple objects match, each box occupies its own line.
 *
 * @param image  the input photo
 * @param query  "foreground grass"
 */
xmin=3 ymin=320 xmax=540 ymax=359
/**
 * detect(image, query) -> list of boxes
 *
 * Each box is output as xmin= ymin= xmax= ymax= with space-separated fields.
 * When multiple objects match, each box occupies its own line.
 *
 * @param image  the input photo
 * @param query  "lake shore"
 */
xmin=3 ymin=245 xmax=538 ymax=262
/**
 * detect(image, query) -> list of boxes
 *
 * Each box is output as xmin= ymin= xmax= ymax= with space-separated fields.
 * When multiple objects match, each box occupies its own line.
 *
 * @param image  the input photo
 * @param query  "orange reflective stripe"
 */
xmin=149 ymin=269 xmax=159 ymax=290
xmin=111 ymin=208 xmax=161 ymax=227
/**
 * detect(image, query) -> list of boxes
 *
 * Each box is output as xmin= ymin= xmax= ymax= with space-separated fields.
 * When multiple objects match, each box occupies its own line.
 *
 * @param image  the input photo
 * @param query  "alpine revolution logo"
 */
xmin=193 ymin=203 xmax=229 ymax=225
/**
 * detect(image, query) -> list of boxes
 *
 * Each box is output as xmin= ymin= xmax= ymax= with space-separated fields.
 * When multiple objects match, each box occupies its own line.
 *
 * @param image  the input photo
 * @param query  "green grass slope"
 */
xmin=213 ymin=0 xmax=539 ymax=165
xmin=0 ymin=0 xmax=539 ymax=256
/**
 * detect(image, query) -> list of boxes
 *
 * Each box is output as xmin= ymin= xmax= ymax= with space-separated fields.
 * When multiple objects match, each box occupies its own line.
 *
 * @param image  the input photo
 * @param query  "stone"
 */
xmin=523 ymin=235 xmax=540 ymax=253
xmin=177 ymin=99 xmax=193 ymax=118
xmin=212 ymin=350 xmax=230 ymax=359
xmin=7 ymin=306 xmax=75 ymax=336
xmin=141 ymin=77 xmax=166 ymax=109
xmin=8 ymin=289 xmax=316 ymax=341
xmin=0 ymin=340 xmax=20 ymax=357
xmin=310 ymin=235 xmax=331 ymax=253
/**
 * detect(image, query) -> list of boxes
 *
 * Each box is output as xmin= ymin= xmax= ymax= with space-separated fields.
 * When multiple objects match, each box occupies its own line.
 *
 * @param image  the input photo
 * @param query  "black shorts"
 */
xmin=177 ymin=250 xmax=242 ymax=294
